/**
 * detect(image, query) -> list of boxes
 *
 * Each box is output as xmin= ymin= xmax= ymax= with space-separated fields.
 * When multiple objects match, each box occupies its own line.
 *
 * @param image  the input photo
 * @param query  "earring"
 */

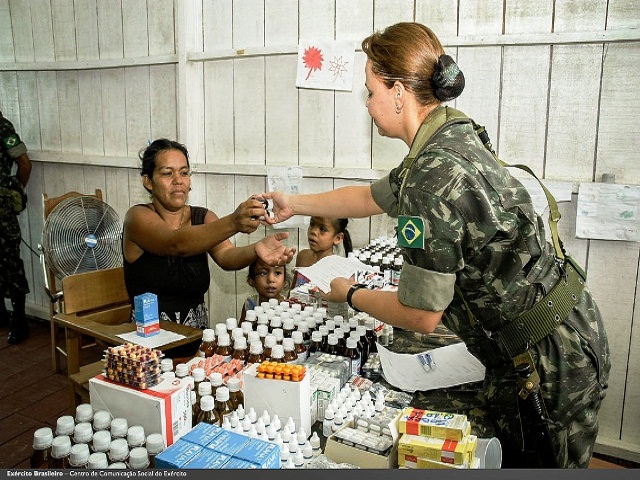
xmin=395 ymin=105 xmax=402 ymax=114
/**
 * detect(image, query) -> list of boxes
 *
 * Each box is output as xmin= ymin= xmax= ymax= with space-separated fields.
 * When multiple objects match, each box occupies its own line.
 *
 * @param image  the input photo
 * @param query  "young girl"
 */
xmin=240 ymin=258 xmax=287 ymax=322
xmin=295 ymin=217 xmax=353 ymax=268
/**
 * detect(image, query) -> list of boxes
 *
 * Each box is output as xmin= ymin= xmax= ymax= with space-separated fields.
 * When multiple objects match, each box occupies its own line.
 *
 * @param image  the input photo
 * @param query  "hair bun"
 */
xmin=432 ymin=54 xmax=465 ymax=101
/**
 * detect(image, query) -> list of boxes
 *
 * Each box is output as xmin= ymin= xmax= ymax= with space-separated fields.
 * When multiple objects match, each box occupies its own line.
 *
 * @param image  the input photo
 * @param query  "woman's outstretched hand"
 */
xmin=255 ymin=232 xmax=296 ymax=266
xmin=255 ymin=192 xmax=294 ymax=225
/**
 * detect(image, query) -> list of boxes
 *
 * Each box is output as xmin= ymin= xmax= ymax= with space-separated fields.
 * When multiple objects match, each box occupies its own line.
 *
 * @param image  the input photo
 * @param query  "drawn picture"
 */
xmin=296 ymin=39 xmax=355 ymax=91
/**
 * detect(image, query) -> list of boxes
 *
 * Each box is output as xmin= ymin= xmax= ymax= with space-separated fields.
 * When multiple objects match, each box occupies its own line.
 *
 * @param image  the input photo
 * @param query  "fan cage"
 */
xmin=42 ymin=196 xmax=123 ymax=279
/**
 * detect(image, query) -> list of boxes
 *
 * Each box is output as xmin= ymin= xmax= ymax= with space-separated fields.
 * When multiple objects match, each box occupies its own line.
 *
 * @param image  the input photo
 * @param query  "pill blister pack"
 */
xmin=331 ymin=426 xmax=393 ymax=456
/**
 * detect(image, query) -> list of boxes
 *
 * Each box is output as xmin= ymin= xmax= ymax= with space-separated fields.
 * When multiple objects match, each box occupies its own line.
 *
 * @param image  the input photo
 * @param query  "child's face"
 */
xmin=250 ymin=260 xmax=286 ymax=300
xmin=307 ymin=217 xmax=343 ymax=254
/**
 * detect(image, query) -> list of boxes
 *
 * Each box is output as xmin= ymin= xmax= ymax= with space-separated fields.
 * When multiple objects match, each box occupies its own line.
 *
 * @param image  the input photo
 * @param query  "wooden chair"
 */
xmin=42 ymin=189 xmax=104 ymax=373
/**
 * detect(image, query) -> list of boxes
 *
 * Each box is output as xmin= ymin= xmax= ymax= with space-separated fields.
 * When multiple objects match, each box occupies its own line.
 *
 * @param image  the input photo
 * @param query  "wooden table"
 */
xmin=53 ymin=304 xmax=202 ymax=406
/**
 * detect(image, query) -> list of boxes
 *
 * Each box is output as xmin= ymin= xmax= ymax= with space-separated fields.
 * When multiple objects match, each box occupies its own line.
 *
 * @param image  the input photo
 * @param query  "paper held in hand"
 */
xmin=294 ymin=255 xmax=375 ymax=293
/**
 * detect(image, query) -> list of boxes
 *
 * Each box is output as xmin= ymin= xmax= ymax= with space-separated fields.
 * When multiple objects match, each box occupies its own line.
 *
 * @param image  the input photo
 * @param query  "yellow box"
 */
xmin=398 ymin=433 xmax=477 ymax=465
xmin=397 ymin=407 xmax=470 ymax=441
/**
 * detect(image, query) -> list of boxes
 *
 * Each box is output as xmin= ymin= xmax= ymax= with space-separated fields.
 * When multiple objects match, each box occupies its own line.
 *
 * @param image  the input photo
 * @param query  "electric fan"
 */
xmin=41 ymin=195 xmax=123 ymax=300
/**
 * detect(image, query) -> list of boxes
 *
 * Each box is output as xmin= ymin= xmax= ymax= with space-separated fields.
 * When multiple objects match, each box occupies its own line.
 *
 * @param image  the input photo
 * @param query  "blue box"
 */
xmin=221 ymin=457 xmax=259 ymax=469
xmin=205 ymin=429 xmax=249 ymax=456
xmin=134 ymin=292 xmax=159 ymax=323
xmin=183 ymin=449 xmax=231 ymax=469
xmin=154 ymin=439 xmax=202 ymax=468
xmin=182 ymin=422 xmax=223 ymax=447
xmin=233 ymin=438 xmax=280 ymax=469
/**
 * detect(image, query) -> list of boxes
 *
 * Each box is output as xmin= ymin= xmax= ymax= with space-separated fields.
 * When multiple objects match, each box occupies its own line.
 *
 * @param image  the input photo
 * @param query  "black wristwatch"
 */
xmin=346 ymin=283 xmax=367 ymax=313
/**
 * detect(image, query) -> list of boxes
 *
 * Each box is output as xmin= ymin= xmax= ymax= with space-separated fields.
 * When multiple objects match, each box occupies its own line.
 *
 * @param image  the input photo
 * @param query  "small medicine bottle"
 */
xmin=364 ymin=319 xmax=378 ymax=353
xmin=226 ymin=377 xmax=244 ymax=411
xmin=263 ymin=334 xmax=276 ymax=360
xmin=160 ymin=358 xmax=174 ymax=373
xmin=246 ymin=341 xmax=264 ymax=364
xmin=232 ymin=336 xmax=248 ymax=362
xmin=73 ymin=422 xmax=93 ymax=445
xmin=108 ymin=438 xmax=129 ymax=465
xmin=208 ymin=372 xmax=223 ymax=399
xmin=127 ymin=425 xmax=146 ymax=449
xmin=110 ymin=417 xmax=128 ymax=440
xmin=191 ymin=367 xmax=206 ymax=408
xmin=292 ymin=331 xmax=307 ymax=363
xmin=91 ymin=430 xmax=111 ymax=454
xmin=345 ymin=337 xmax=361 ymax=375
xmin=225 ymin=317 xmax=238 ymax=337
xmin=175 ymin=363 xmax=189 ymax=379
xmin=197 ymin=328 xmax=216 ymax=357
xmin=31 ymin=427 xmax=53 ymax=468
xmin=270 ymin=344 xmax=285 ymax=363
xmin=145 ymin=434 xmax=164 ymax=469
xmin=69 ymin=443 xmax=90 ymax=468
xmin=75 ymin=403 xmax=93 ymax=424
xmin=282 ymin=338 xmax=298 ymax=363
xmin=309 ymin=331 xmax=323 ymax=354
xmin=231 ymin=327 xmax=245 ymax=348
xmin=197 ymin=395 xmax=216 ymax=425
xmin=92 ymin=410 xmax=111 ymax=432
xmin=325 ymin=334 xmax=340 ymax=356
xmin=48 ymin=435 xmax=72 ymax=469
xmin=215 ymin=333 xmax=233 ymax=356
xmin=129 ymin=446 xmax=150 ymax=469
xmin=55 ymin=415 xmax=75 ymax=437
xmin=214 ymin=386 xmax=234 ymax=426
xmin=87 ymin=452 xmax=108 ymax=469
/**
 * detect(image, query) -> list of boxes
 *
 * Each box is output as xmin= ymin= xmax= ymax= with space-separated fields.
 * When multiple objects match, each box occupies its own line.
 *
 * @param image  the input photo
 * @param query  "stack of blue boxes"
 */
xmin=134 ymin=292 xmax=160 ymax=337
xmin=155 ymin=423 xmax=280 ymax=469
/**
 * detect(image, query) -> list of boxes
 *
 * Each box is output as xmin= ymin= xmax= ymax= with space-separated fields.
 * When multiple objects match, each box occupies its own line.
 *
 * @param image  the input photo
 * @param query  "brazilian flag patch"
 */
xmin=397 ymin=215 xmax=425 ymax=249
xmin=3 ymin=133 xmax=20 ymax=149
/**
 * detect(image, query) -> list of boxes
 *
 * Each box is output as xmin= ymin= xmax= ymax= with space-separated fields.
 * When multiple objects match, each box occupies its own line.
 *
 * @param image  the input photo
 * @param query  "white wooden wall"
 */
xmin=1 ymin=0 xmax=639 ymax=462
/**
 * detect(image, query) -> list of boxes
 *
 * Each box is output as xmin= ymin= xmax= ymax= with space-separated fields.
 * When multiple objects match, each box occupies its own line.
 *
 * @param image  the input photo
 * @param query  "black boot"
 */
xmin=0 ymin=301 xmax=9 ymax=329
xmin=7 ymin=294 xmax=29 ymax=344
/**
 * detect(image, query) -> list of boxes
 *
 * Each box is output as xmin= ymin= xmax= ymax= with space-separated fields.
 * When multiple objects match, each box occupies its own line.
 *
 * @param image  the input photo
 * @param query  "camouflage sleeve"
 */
xmin=397 ymin=263 xmax=456 ymax=311
xmin=0 ymin=115 xmax=27 ymax=158
xmin=370 ymin=164 xmax=403 ymax=217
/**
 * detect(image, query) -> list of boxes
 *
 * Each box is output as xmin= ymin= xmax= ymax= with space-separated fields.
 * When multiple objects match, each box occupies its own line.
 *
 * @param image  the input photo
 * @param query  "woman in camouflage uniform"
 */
xmin=262 ymin=23 xmax=610 ymax=468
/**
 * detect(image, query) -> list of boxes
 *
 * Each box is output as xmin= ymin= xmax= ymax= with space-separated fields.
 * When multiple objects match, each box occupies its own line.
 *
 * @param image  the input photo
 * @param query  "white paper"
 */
xmin=296 ymin=39 xmax=355 ymax=91
xmin=117 ymin=329 xmax=186 ymax=349
xmin=295 ymin=255 xmax=374 ymax=293
xmin=576 ymin=183 xmax=640 ymax=241
xmin=376 ymin=342 xmax=485 ymax=392
xmin=517 ymin=177 xmax=574 ymax=216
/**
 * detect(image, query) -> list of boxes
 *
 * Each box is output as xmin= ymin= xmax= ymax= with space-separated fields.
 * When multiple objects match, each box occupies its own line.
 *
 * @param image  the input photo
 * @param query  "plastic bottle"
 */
xmin=392 ymin=256 xmax=403 ymax=286
xmin=331 ymin=412 xmax=344 ymax=434
xmin=247 ymin=341 xmax=264 ymax=364
xmin=68 ymin=443 xmax=90 ymax=468
xmin=309 ymin=331 xmax=323 ymax=355
xmin=364 ymin=318 xmax=378 ymax=354
xmin=325 ymin=334 xmax=340 ymax=356
xmin=282 ymin=338 xmax=298 ymax=363
xmin=302 ymin=441 xmax=313 ymax=465
xmin=232 ymin=336 xmax=248 ymax=363
xmin=225 ymin=317 xmax=238 ymax=337
xmin=49 ymin=435 xmax=72 ymax=468
xmin=87 ymin=452 xmax=108 ymax=469
xmin=92 ymin=410 xmax=111 ymax=432
xmin=263 ymin=334 xmax=276 ymax=360
xmin=55 ymin=415 xmax=75 ymax=437
xmin=355 ymin=326 xmax=369 ymax=365
xmin=345 ymin=337 xmax=361 ymax=376
xmin=197 ymin=395 xmax=217 ymax=424
xmin=146 ymin=434 xmax=164 ymax=469
xmin=309 ymin=431 xmax=321 ymax=457
xmin=160 ymin=358 xmax=174 ymax=373
xmin=31 ymin=427 xmax=53 ymax=468
xmin=191 ymin=367 xmax=206 ymax=412
xmin=127 ymin=425 xmax=146 ymax=448
xmin=322 ymin=406 xmax=334 ymax=437
xmin=73 ymin=422 xmax=93 ymax=445
xmin=108 ymin=438 xmax=129 ymax=465
xmin=110 ymin=418 xmax=128 ymax=440
xmin=175 ymin=363 xmax=189 ymax=379
xmin=75 ymin=403 xmax=93 ymax=424
xmin=196 ymin=328 xmax=216 ymax=357
xmin=270 ymin=344 xmax=285 ymax=363
xmin=272 ymin=328 xmax=284 ymax=345
xmin=215 ymin=333 xmax=233 ymax=356
xmin=209 ymin=372 xmax=223 ymax=399
xmin=214 ymin=386 xmax=234 ymax=426
xmin=91 ymin=430 xmax=111 ymax=454
xmin=128 ymin=447 xmax=150 ymax=469
xmin=226 ymin=377 xmax=244 ymax=411
xmin=292 ymin=331 xmax=308 ymax=363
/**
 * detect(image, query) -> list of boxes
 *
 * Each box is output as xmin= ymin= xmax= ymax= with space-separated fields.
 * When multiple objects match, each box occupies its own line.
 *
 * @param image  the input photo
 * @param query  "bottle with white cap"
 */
xmin=87 ymin=452 xmax=108 ymax=469
xmin=214 ymin=386 xmax=234 ymax=425
xmin=108 ymin=438 xmax=129 ymax=465
xmin=91 ymin=430 xmax=111 ymax=454
xmin=279 ymin=444 xmax=290 ymax=468
xmin=296 ymin=427 xmax=307 ymax=447
xmin=197 ymin=395 xmax=217 ymax=425
xmin=56 ymin=415 xmax=75 ymax=437
xmin=225 ymin=317 xmax=238 ymax=337
xmin=270 ymin=344 xmax=285 ymax=363
xmin=73 ymin=422 xmax=93 ymax=445
xmin=127 ymin=425 xmax=146 ymax=448
xmin=246 ymin=341 xmax=264 ymax=364
xmin=175 ymin=363 xmax=189 ymax=379
xmin=110 ymin=418 xmax=128 ymax=440
xmin=309 ymin=432 xmax=321 ymax=457
xmin=31 ymin=427 xmax=53 ymax=468
xmin=322 ymin=406 xmax=334 ymax=437
xmin=160 ymin=358 xmax=174 ymax=373
xmin=293 ymin=451 xmax=305 ymax=468
xmin=128 ymin=446 xmax=150 ymax=469
xmin=75 ymin=403 xmax=93 ymax=424
xmin=214 ymin=322 xmax=228 ymax=339
xmin=302 ymin=441 xmax=313 ymax=465
xmin=245 ymin=309 xmax=257 ymax=325
xmin=145 ymin=433 xmax=164 ymax=469
xmin=48 ymin=435 xmax=72 ymax=468
xmin=197 ymin=328 xmax=216 ymax=358
xmin=69 ymin=443 xmax=90 ymax=468
xmin=92 ymin=410 xmax=111 ymax=432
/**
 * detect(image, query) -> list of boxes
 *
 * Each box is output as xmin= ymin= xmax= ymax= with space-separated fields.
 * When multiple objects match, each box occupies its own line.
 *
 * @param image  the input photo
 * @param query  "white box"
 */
xmin=89 ymin=375 xmax=192 ymax=446
xmin=242 ymin=363 xmax=311 ymax=435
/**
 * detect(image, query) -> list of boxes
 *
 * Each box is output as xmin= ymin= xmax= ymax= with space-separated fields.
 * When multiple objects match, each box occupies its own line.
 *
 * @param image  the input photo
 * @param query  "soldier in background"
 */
xmin=0 ymin=110 xmax=32 ymax=344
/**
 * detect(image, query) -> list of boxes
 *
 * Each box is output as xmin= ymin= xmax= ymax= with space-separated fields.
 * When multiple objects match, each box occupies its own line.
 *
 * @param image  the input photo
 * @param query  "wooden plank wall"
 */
xmin=0 ymin=0 xmax=639 ymax=461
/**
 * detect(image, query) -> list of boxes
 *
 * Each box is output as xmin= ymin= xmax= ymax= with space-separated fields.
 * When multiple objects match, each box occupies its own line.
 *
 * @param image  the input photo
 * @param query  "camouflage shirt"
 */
xmin=371 ymin=106 xmax=610 ymax=466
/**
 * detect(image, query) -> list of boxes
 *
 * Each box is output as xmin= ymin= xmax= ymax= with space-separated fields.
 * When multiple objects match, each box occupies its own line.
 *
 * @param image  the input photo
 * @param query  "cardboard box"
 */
xmin=242 ymin=362 xmax=311 ymax=435
xmin=155 ymin=440 xmax=203 ymax=468
xmin=324 ymin=417 xmax=399 ymax=469
xmin=398 ymin=408 xmax=470 ymax=441
xmin=399 ymin=453 xmax=480 ymax=469
xmin=183 ymin=449 xmax=230 ymax=469
xmin=134 ymin=292 xmax=159 ymax=322
xmin=89 ymin=375 xmax=191 ymax=447
xmin=233 ymin=438 xmax=280 ymax=469
xmin=136 ymin=320 xmax=160 ymax=337
xmin=398 ymin=433 xmax=477 ymax=465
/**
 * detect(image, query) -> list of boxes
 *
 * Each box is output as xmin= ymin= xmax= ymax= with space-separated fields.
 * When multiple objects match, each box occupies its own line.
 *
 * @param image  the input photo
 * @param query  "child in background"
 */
xmin=296 ymin=217 xmax=353 ymax=268
xmin=240 ymin=258 xmax=287 ymax=322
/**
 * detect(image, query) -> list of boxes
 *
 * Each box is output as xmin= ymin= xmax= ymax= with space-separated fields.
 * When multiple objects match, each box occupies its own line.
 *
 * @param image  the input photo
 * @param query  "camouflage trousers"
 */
xmin=385 ymin=327 xmax=605 ymax=468
xmin=0 ymin=210 xmax=29 ymax=298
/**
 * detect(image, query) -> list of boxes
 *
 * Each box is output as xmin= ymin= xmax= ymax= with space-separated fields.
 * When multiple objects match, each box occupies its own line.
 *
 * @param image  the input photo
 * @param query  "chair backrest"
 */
xmin=61 ymin=266 xmax=130 ymax=315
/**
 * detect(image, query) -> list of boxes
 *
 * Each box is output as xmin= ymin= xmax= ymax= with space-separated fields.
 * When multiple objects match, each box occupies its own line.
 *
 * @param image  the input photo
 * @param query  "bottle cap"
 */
xmin=216 ymin=386 xmax=230 ymax=402
xmin=145 ymin=433 xmax=165 ymax=455
xmin=73 ymin=422 xmax=93 ymax=444
xmin=310 ymin=431 xmax=321 ymax=448
xmin=215 ymin=323 xmax=227 ymax=337
xmin=109 ymin=438 xmax=129 ymax=462
xmin=241 ymin=321 xmax=253 ymax=335
xmin=209 ymin=372 xmax=223 ymax=386
xmin=51 ymin=435 xmax=71 ymax=459
xmin=247 ymin=330 xmax=260 ymax=344
xmin=318 ymin=325 xmax=329 ymax=336
xmin=191 ymin=367 xmax=206 ymax=382
xmin=257 ymin=314 xmax=269 ymax=326
xmin=291 ymin=331 xmax=303 ymax=344
xmin=272 ymin=328 xmax=284 ymax=343
xmin=175 ymin=363 xmax=189 ymax=378
xmin=87 ymin=452 xmax=108 ymax=469
xmin=33 ymin=427 xmax=53 ymax=449
xmin=232 ymin=327 xmax=244 ymax=341
xmin=160 ymin=358 xmax=173 ymax=372
xmin=162 ymin=371 xmax=176 ymax=381
xmin=128 ymin=447 xmax=150 ymax=469
xmin=217 ymin=333 xmax=231 ymax=347
xmin=55 ymin=415 xmax=75 ymax=436
xmin=327 ymin=334 xmax=338 ymax=346
xmin=256 ymin=324 xmax=269 ymax=337
xmin=325 ymin=319 xmax=335 ymax=331
xmin=198 ymin=381 xmax=212 ymax=396
xmin=269 ymin=298 xmax=279 ymax=307
xmin=293 ymin=451 xmax=305 ymax=466
xmin=282 ymin=338 xmax=295 ymax=352
xmin=297 ymin=320 xmax=308 ymax=332
xmin=200 ymin=395 xmax=215 ymax=411
xmin=69 ymin=443 xmax=90 ymax=467
xmin=127 ymin=425 xmax=146 ymax=447
xmin=270 ymin=344 xmax=284 ymax=359
xmin=108 ymin=462 xmax=127 ymax=469
xmin=291 ymin=303 xmax=302 ymax=313
xmin=92 ymin=410 xmax=112 ymax=431
xmin=347 ymin=337 xmax=358 ymax=349
xmin=282 ymin=318 xmax=294 ymax=331
xmin=226 ymin=377 xmax=241 ymax=392
xmin=296 ymin=427 xmax=307 ymax=444
xmin=249 ymin=341 xmax=263 ymax=355
xmin=245 ymin=310 xmax=257 ymax=322
xmin=110 ymin=417 xmax=129 ymax=438
xmin=92 ymin=430 xmax=111 ymax=453
xmin=225 ymin=317 xmax=238 ymax=331
xmin=234 ymin=336 xmax=247 ymax=349
xmin=75 ymin=403 xmax=93 ymax=423
xmin=202 ymin=328 xmax=215 ymax=342
xmin=264 ymin=335 xmax=277 ymax=348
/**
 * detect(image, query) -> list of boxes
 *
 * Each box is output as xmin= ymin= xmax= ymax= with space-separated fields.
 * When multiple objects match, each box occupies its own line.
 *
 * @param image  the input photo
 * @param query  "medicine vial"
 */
xmin=69 ymin=443 xmax=90 ymax=468
xmin=196 ymin=328 xmax=216 ymax=357
xmin=31 ymin=427 xmax=53 ymax=468
xmin=48 ymin=435 xmax=72 ymax=469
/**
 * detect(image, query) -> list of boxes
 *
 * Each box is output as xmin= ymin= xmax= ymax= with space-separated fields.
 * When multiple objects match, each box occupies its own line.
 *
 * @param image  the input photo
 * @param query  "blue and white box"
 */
xmin=233 ymin=438 xmax=280 ymax=469
xmin=134 ymin=292 xmax=159 ymax=323
xmin=155 ymin=440 xmax=203 ymax=468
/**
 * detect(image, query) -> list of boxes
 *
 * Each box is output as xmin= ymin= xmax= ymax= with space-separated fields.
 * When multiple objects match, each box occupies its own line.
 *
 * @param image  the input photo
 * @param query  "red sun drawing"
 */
xmin=303 ymin=46 xmax=324 ymax=80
